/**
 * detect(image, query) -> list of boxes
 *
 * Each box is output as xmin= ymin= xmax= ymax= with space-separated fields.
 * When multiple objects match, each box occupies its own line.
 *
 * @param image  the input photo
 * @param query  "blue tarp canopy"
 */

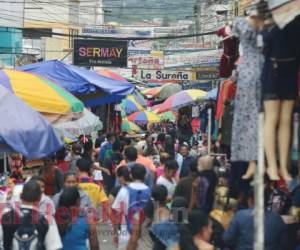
xmin=18 ymin=60 xmax=134 ymax=107
xmin=0 ymin=85 xmax=63 ymax=160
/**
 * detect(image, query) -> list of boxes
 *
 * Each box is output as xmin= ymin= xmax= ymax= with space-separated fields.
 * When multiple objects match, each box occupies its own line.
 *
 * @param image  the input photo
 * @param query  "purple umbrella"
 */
xmin=0 ymin=85 xmax=63 ymax=160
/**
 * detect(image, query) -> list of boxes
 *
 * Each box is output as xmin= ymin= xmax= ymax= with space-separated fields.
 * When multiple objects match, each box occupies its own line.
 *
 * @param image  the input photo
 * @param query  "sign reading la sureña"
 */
xmin=135 ymin=69 xmax=192 ymax=81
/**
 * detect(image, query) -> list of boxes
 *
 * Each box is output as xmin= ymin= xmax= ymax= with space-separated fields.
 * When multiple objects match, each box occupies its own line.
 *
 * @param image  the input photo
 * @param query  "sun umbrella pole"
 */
xmin=254 ymin=112 xmax=265 ymax=250
xmin=208 ymin=108 xmax=212 ymax=154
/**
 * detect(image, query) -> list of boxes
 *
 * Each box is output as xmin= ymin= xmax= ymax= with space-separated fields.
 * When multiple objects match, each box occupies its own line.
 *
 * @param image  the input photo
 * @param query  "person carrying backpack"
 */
xmin=112 ymin=164 xmax=151 ymax=250
xmin=0 ymin=179 xmax=62 ymax=250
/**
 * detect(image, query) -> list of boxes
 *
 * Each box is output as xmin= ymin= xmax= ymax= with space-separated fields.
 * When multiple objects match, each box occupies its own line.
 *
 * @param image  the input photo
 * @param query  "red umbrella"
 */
xmin=97 ymin=69 xmax=128 ymax=82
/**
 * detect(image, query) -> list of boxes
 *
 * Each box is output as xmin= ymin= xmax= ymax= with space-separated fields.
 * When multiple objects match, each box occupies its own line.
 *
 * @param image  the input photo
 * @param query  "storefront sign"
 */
xmin=82 ymin=27 xmax=119 ymax=35
xmin=82 ymin=27 xmax=153 ymax=38
xmin=128 ymin=50 xmax=151 ymax=56
xmin=195 ymin=70 xmax=219 ymax=79
xmin=73 ymin=39 xmax=127 ymax=67
xmin=128 ymin=51 xmax=164 ymax=69
xmin=164 ymin=50 xmax=222 ymax=68
xmin=128 ymin=56 xmax=164 ymax=69
xmin=135 ymin=69 xmax=192 ymax=81
xmin=183 ymin=81 xmax=213 ymax=91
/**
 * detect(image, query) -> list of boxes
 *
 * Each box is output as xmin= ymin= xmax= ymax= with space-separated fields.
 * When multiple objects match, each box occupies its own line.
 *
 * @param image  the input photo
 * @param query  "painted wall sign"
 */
xmin=73 ymin=39 xmax=127 ymax=67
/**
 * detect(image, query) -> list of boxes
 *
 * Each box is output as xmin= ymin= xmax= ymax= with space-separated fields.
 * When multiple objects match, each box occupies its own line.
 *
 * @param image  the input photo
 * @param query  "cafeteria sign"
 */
xmin=73 ymin=39 xmax=127 ymax=67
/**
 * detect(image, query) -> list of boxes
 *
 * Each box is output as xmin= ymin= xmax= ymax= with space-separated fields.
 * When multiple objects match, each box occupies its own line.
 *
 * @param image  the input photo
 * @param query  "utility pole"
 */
xmin=194 ymin=0 xmax=201 ymax=43
xmin=95 ymin=0 xmax=104 ymax=25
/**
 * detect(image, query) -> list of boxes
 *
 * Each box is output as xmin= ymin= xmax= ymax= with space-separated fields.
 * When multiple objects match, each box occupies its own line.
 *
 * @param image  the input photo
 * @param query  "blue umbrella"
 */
xmin=205 ymin=88 xmax=218 ymax=101
xmin=0 ymin=85 xmax=63 ymax=160
xmin=17 ymin=60 xmax=134 ymax=106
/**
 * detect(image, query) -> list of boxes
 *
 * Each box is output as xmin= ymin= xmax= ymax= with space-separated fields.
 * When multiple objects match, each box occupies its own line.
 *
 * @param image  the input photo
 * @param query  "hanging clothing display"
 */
xmin=217 ymin=27 xmax=240 ymax=78
xmin=262 ymin=16 xmax=300 ymax=100
xmin=192 ymin=105 xmax=200 ymax=118
xmin=215 ymin=79 xmax=237 ymax=123
xmin=230 ymin=17 xmax=265 ymax=162
xmin=221 ymin=101 xmax=234 ymax=147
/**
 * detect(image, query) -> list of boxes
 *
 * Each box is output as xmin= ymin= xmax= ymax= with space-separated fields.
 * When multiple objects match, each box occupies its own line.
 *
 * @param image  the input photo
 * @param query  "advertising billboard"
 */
xmin=73 ymin=39 xmax=128 ymax=67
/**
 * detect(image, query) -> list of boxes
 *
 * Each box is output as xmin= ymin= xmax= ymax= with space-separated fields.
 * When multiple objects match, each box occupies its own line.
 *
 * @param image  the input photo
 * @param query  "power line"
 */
xmin=0 ymin=7 xmax=221 ymax=29
xmin=0 ymin=0 xmax=197 ymax=8
xmin=16 ymin=27 xmax=217 ymax=40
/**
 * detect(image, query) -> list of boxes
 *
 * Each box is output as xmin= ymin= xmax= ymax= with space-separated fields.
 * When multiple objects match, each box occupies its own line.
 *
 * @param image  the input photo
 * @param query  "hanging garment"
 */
xmin=192 ymin=105 xmax=200 ymax=118
xmin=217 ymin=27 xmax=240 ymax=78
xmin=262 ymin=16 xmax=300 ymax=100
xmin=215 ymin=79 xmax=237 ymax=123
xmin=230 ymin=17 xmax=264 ymax=162
xmin=221 ymin=101 xmax=234 ymax=146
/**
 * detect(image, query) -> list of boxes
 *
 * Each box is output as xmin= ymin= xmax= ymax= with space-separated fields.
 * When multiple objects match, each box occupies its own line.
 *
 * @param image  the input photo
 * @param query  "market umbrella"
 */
xmin=157 ymin=89 xmax=208 ymax=113
xmin=0 ymin=69 xmax=84 ymax=116
xmin=55 ymin=108 xmax=103 ymax=136
xmin=204 ymin=88 xmax=218 ymax=101
xmin=97 ymin=69 xmax=129 ymax=82
xmin=133 ymin=90 xmax=147 ymax=107
xmin=160 ymin=111 xmax=176 ymax=122
xmin=119 ymin=108 xmax=127 ymax=118
xmin=18 ymin=60 xmax=134 ymax=106
xmin=141 ymin=87 xmax=162 ymax=97
xmin=121 ymin=118 xmax=142 ymax=133
xmin=158 ymin=83 xmax=182 ymax=101
xmin=120 ymin=95 xmax=144 ymax=115
xmin=0 ymin=85 xmax=63 ymax=160
xmin=128 ymin=111 xmax=161 ymax=124
xmin=97 ymin=69 xmax=147 ymax=107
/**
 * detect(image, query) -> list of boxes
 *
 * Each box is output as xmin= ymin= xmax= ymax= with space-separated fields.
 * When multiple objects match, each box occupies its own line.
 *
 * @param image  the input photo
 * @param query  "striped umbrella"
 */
xmin=133 ymin=90 xmax=147 ymax=107
xmin=120 ymin=95 xmax=144 ymax=115
xmin=128 ymin=111 xmax=160 ymax=124
xmin=160 ymin=111 xmax=176 ymax=122
xmin=97 ymin=69 xmax=128 ymax=82
xmin=121 ymin=118 xmax=142 ymax=133
xmin=157 ymin=89 xmax=207 ymax=113
xmin=0 ymin=69 xmax=84 ymax=115
xmin=141 ymin=87 xmax=162 ymax=97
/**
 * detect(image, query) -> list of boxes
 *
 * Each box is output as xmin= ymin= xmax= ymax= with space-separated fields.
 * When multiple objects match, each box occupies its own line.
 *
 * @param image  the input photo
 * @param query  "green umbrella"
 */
xmin=121 ymin=118 xmax=142 ymax=133
xmin=159 ymin=83 xmax=182 ymax=101
xmin=160 ymin=111 xmax=176 ymax=122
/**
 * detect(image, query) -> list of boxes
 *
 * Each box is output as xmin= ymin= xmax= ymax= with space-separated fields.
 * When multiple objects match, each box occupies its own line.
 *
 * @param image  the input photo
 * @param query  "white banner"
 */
xmin=128 ymin=55 xmax=164 ymax=69
xmin=164 ymin=50 xmax=222 ymax=68
xmin=135 ymin=69 xmax=192 ymax=81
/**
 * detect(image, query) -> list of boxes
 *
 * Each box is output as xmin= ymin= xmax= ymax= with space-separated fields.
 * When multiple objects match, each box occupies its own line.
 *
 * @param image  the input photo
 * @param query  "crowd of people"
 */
xmin=0 ymin=130 xmax=300 ymax=250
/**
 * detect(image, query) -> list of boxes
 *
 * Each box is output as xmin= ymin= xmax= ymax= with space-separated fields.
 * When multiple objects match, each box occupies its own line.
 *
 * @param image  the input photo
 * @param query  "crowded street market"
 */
xmin=0 ymin=0 xmax=300 ymax=249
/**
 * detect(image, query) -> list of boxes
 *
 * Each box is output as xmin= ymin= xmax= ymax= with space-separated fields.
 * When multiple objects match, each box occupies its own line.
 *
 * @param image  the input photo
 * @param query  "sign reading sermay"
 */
xmin=73 ymin=39 xmax=128 ymax=67
xmin=135 ymin=69 xmax=192 ymax=81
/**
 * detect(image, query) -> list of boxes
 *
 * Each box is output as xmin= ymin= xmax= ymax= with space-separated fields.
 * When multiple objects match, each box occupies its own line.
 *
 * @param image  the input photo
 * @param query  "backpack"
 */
xmin=267 ymin=187 xmax=291 ymax=215
xmin=193 ymin=176 xmax=210 ymax=211
xmin=2 ymin=208 xmax=49 ymax=250
xmin=126 ymin=186 xmax=151 ymax=233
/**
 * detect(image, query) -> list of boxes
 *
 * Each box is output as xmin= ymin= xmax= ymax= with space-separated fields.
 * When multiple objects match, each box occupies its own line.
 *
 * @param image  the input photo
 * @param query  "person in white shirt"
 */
xmin=156 ymin=160 xmax=179 ymax=200
xmin=31 ymin=176 xmax=56 ymax=216
xmin=9 ymin=176 xmax=56 ymax=216
xmin=0 ymin=179 xmax=62 ymax=250
xmin=112 ymin=164 xmax=150 ymax=250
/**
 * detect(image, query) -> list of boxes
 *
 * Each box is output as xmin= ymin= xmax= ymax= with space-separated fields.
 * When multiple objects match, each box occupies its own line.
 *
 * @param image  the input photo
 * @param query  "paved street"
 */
xmin=98 ymin=223 xmax=117 ymax=250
